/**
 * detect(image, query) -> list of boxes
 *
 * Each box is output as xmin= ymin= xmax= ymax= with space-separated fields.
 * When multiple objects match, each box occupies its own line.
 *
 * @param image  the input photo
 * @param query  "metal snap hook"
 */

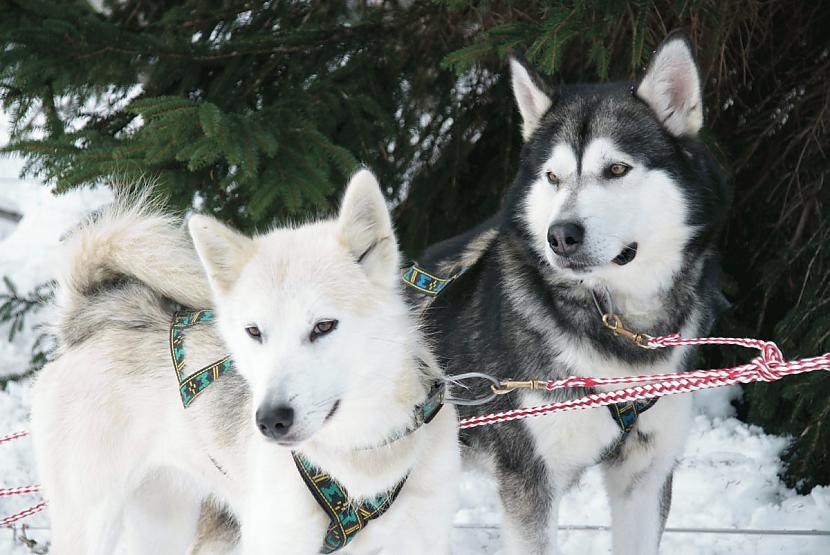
xmin=443 ymin=372 xmax=501 ymax=406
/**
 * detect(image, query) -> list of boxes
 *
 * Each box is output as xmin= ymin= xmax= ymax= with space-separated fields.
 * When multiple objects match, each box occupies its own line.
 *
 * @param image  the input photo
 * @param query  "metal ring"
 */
xmin=443 ymin=372 xmax=501 ymax=406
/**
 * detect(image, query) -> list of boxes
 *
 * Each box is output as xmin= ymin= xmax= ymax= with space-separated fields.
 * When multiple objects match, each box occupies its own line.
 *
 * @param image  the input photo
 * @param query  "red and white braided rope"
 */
xmin=0 ymin=431 xmax=28 ymax=446
xmin=0 ymin=431 xmax=44 ymax=527
xmin=459 ymin=335 xmax=830 ymax=429
xmin=0 ymin=502 xmax=47 ymax=527
xmin=0 ymin=486 xmax=40 ymax=498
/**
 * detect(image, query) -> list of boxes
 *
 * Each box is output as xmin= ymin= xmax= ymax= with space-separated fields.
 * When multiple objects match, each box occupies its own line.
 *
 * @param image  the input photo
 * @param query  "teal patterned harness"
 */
xmin=169 ymin=309 xmax=235 ymax=407
xmin=402 ymin=262 xmax=659 ymax=440
xmin=293 ymin=452 xmax=406 ymax=553
xmin=169 ymin=308 xmax=438 ymax=552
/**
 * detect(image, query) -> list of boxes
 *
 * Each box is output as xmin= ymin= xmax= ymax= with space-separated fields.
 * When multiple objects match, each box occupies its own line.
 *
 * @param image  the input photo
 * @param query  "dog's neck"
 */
xmin=296 ymin=347 xmax=437 ymax=499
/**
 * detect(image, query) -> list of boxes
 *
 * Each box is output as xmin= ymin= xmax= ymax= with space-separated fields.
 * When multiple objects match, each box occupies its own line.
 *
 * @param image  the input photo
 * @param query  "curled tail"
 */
xmin=55 ymin=192 xmax=212 ymax=344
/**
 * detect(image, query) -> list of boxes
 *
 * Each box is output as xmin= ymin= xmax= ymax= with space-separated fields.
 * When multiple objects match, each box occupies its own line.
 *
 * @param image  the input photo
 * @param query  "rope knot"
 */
xmin=751 ymin=342 xmax=785 ymax=382
xmin=646 ymin=333 xmax=682 ymax=349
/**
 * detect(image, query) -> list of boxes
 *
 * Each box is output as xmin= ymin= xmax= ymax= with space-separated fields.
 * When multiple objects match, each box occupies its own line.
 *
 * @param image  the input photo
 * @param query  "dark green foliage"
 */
xmin=0 ymin=278 xmax=55 ymax=386
xmin=0 ymin=0 xmax=828 ymax=490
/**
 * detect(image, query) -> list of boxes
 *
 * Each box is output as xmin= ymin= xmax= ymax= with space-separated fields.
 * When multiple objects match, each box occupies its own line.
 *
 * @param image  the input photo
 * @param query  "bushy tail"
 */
xmin=55 ymin=192 xmax=213 ymax=334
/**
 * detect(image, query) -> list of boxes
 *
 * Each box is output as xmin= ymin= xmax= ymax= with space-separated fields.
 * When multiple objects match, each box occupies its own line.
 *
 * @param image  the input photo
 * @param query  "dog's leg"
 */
xmin=601 ymin=396 xmax=692 ymax=555
xmin=390 ymin=457 xmax=458 ymax=555
xmin=45 ymin=495 xmax=123 ymax=555
xmin=602 ymin=461 xmax=672 ymax=555
xmin=189 ymin=503 xmax=241 ymax=555
xmin=239 ymin=443 xmax=326 ymax=555
xmin=239 ymin=490 xmax=323 ymax=555
xmin=36 ymin=464 xmax=128 ymax=554
xmin=496 ymin=457 xmax=558 ymax=555
xmin=122 ymin=472 xmax=202 ymax=555
xmin=82 ymin=498 xmax=127 ymax=555
xmin=393 ymin=500 xmax=455 ymax=555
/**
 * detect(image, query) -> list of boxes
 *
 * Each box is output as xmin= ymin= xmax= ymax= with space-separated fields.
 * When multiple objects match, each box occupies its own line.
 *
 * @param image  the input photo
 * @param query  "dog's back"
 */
xmin=31 ymin=197 xmax=248 ymax=554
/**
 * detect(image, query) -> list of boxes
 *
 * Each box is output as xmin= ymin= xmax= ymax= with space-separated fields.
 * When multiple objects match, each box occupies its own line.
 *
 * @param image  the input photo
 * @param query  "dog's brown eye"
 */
xmin=245 ymin=326 xmax=262 ymax=341
xmin=608 ymin=163 xmax=631 ymax=177
xmin=310 ymin=319 xmax=338 ymax=342
xmin=546 ymin=171 xmax=560 ymax=186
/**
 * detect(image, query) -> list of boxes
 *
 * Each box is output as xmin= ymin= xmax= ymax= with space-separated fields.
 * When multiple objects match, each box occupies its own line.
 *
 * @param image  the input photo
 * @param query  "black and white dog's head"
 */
xmin=506 ymin=33 xmax=729 ymax=300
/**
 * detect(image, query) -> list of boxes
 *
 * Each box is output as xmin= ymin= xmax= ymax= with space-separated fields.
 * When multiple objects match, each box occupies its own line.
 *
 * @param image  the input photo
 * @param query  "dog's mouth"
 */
xmin=324 ymin=399 xmax=341 ymax=422
xmin=612 ymin=242 xmax=638 ymax=266
xmin=269 ymin=400 xmax=341 ymax=447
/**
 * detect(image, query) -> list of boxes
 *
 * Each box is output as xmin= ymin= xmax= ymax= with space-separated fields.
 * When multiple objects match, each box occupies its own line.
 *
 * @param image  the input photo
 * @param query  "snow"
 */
xmin=1 ymin=116 xmax=828 ymax=554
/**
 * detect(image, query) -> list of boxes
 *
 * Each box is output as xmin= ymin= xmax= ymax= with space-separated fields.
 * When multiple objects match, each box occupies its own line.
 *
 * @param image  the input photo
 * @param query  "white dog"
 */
xmin=30 ymin=170 xmax=460 ymax=554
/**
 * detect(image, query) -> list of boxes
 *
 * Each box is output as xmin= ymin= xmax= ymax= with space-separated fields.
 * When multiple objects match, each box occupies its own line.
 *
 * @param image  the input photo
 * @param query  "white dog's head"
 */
xmin=189 ymin=170 xmax=413 ymax=448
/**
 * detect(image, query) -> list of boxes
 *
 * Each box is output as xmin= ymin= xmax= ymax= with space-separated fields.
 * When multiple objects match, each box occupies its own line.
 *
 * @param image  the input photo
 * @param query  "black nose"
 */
xmin=547 ymin=221 xmax=585 ymax=256
xmin=255 ymin=404 xmax=295 ymax=440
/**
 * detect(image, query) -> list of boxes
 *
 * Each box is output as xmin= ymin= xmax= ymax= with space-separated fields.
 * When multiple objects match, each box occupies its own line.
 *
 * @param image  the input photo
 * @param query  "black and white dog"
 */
xmin=411 ymin=33 xmax=730 ymax=554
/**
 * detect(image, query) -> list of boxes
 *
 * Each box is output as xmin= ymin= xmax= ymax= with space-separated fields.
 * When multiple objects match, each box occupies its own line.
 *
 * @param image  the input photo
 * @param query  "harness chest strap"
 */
xmin=607 ymin=398 xmax=659 ymax=439
xmin=402 ymin=262 xmax=661 ymax=437
xmin=293 ymin=453 xmax=406 ymax=553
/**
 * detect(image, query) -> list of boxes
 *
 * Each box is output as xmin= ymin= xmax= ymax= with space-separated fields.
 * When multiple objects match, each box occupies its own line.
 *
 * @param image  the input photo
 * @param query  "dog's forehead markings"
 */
xmin=544 ymin=143 xmax=578 ymax=177
xmin=580 ymin=137 xmax=630 ymax=175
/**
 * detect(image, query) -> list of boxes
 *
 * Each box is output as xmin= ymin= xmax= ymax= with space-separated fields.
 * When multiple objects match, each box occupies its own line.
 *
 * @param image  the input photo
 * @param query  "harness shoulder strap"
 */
xmin=402 ymin=263 xmax=466 ymax=296
xmin=170 ymin=309 xmax=235 ymax=407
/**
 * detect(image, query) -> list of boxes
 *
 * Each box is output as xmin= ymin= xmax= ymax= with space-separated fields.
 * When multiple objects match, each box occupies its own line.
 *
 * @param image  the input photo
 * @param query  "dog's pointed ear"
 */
xmin=188 ymin=215 xmax=255 ymax=296
xmin=510 ymin=52 xmax=554 ymax=142
xmin=636 ymin=32 xmax=703 ymax=137
xmin=337 ymin=168 xmax=399 ymax=287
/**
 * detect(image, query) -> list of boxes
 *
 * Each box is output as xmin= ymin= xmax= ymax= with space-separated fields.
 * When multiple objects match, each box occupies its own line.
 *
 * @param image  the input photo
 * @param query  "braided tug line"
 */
xmin=0 ymin=486 xmax=41 ymax=498
xmin=0 ymin=431 xmax=28 ymax=446
xmin=459 ymin=335 xmax=830 ymax=429
xmin=0 ymin=503 xmax=47 ymax=528
xmin=2 ymin=335 xmax=830 ymax=527
xmin=0 ymin=432 xmax=44 ymax=527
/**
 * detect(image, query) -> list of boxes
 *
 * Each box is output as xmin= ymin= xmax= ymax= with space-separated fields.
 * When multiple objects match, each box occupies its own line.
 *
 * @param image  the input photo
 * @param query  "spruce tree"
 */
xmin=1 ymin=0 xmax=828 ymax=491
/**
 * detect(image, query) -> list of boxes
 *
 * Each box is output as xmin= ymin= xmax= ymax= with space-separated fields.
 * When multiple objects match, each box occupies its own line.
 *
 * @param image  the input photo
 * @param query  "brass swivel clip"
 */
xmin=601 ymin=314 xmax=653 ymax=348
xmin=491 ymin=379 xmax=548 ymax=395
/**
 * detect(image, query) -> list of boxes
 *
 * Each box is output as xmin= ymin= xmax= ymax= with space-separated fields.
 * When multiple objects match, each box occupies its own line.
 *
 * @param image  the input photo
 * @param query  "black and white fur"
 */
xmin=411 ymin=33 xmax=730 ymax=555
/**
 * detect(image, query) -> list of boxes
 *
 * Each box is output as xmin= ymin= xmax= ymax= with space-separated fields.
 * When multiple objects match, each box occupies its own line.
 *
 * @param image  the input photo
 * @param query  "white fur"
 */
xmin=510 ymin=57 xmax=553 ymax=141
xmin=522 ymin=138 xmax=691 ymax=301
xmin=636 ymin=37 xmax=703 ymax=137
xmin=31 ymin=171 xmax=460 ymax=554
xmin=54 ymin=192 xmax=214 ymax=344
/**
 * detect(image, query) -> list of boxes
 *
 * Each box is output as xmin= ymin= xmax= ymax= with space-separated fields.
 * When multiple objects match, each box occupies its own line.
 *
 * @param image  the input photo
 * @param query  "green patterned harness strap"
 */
xmin=401 ymin=263 xmax=466 ymax=296
xmin=169 ymin=309 xmax=235 ymax=407
xmin=293 ymin=452 xmax=406 ymax=553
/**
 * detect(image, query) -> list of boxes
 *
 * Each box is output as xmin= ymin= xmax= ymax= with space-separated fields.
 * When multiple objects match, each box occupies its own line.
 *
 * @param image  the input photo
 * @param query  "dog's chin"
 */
xmin=273 ymin=437 xmax=302 ymax=448
xmin=547 ymin=253 xmax=600 ymax=276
